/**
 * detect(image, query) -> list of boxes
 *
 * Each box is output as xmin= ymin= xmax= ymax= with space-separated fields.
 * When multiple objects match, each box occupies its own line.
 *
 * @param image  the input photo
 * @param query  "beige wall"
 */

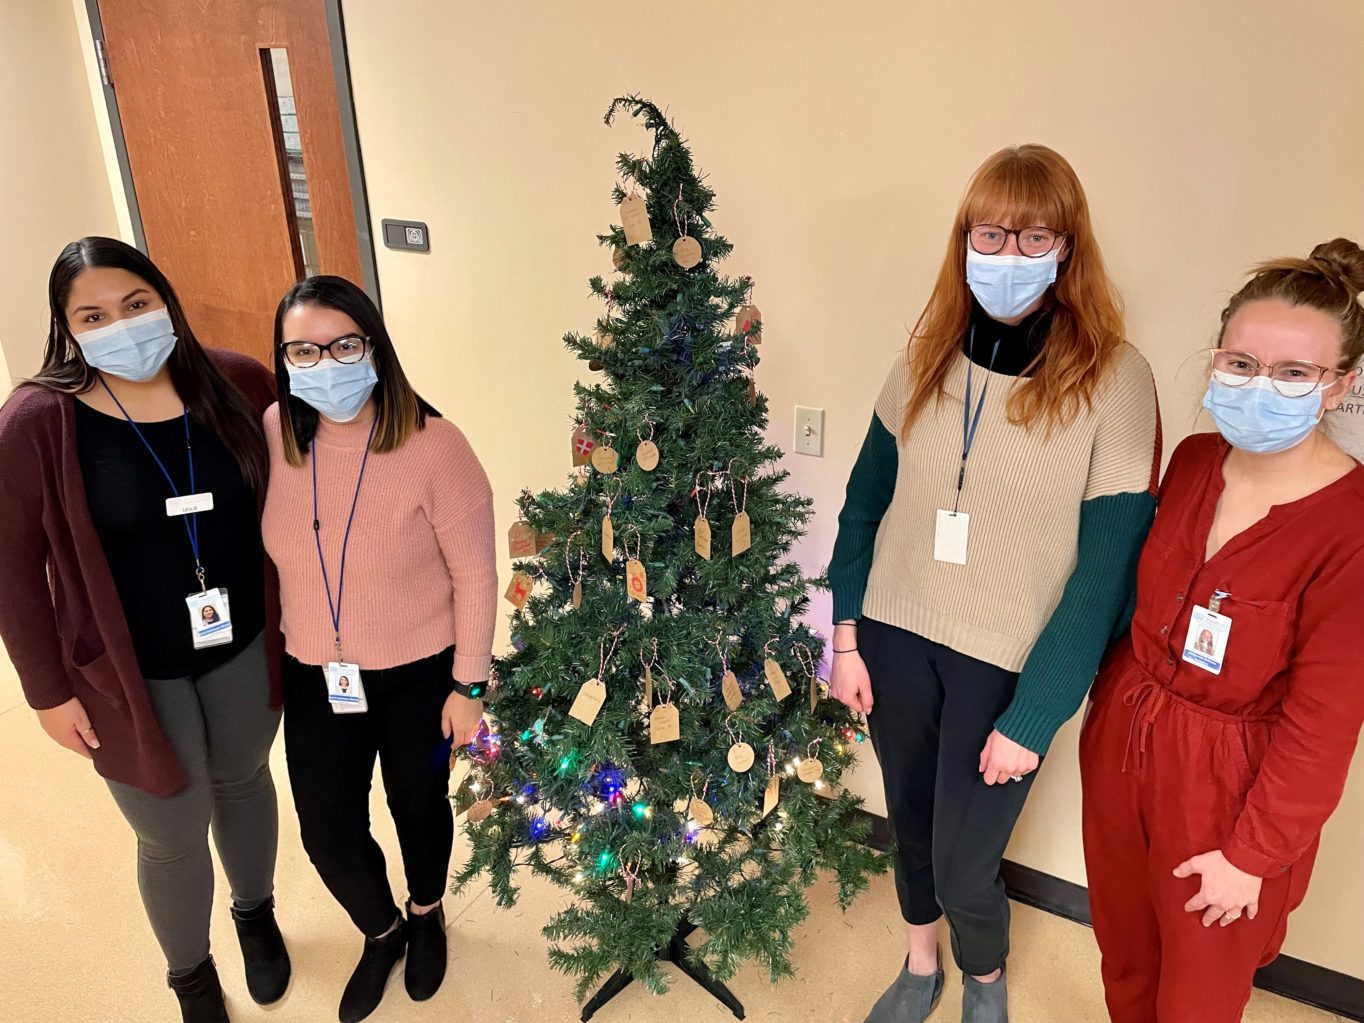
xmin=39 ymin=0 xmax=1364 ymax=980
xmin=0 ymin=0 xmax=121 ymax=382
xmin=337 ymin=0 xmax=1364 ymax=976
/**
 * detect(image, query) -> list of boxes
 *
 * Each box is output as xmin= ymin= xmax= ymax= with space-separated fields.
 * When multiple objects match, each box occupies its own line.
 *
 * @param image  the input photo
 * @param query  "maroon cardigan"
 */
xmin=0 ymin=349 xmax=284 ymax=796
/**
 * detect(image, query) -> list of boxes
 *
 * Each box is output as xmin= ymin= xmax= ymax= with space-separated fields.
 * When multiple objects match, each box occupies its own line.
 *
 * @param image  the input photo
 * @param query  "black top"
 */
xmin=75 ymin=400 xmax=265 ymax=679
xmin=962 ymin=298 xmax=1054 ymax=377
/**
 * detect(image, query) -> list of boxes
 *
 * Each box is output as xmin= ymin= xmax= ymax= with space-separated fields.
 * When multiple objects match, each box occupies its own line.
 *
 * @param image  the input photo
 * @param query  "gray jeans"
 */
xmin=106 ymin=632 xmax=281 ymax=972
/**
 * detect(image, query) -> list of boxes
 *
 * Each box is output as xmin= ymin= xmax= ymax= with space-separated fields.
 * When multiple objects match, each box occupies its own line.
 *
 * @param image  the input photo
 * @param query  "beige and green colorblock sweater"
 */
xmin=831 ymin=328 xmax=1160 ymax=753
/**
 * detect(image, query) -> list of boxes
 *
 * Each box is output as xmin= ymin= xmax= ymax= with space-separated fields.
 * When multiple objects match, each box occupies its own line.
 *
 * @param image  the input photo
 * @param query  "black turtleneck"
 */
xmin=962 ymin=298 xmax=1054 ymax=377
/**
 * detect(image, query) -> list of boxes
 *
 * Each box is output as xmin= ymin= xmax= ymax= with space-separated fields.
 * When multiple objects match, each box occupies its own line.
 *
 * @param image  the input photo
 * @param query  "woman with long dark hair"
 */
xmin=262 ymin=275 xmax=497 ymax=1023
xmin=829 ymin=146 xmax=1161 ymax=1023
xmin=0 ymin=237 xmax=290 ymax=1022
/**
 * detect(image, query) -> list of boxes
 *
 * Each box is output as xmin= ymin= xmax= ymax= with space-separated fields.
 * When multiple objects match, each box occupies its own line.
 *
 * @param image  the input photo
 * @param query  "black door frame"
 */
xmin=81 ymin=0 xmax=381 ymax=307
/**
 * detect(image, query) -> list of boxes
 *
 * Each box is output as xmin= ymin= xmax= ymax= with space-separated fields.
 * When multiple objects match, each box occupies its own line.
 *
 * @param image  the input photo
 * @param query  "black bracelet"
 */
xmin=451 ymin=679 xmax=486 ymax=700
xmin=833 ymin=646 xmax=858 ymax=654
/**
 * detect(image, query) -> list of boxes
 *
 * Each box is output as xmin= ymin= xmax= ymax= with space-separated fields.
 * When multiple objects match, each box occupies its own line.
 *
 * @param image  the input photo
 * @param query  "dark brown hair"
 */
xmin=31 ymin=236 xmax=268 ymax=491
xmin=272 ymin=275 xmax=439 ymax=466
xmin=903 ymin=144 xmax=1126 ymax=437
xmin=1219 ymin=237 xmax=1364 ymax=370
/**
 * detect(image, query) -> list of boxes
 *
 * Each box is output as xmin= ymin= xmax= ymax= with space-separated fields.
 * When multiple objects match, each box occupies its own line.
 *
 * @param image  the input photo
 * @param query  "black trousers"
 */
xmin=283 ymin=647 xmax=456 ymax=938
xmin=861 ymin=618 xmax=1040 ymax=976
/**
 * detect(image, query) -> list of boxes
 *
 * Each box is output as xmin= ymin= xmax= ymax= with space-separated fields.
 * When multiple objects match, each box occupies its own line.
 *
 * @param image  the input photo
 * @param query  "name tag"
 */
xmin=934 ymin=510 xmax=970 ymax=565
xmin=1182 ymin=605 xmax=1232 ymax=675
xmin=327 ymin=662 xmax=368 ymax=714
xmin=186 ymin=588 xmax=233 ymax=649
xmin=167 ymin=492 xmax=214 ymax=517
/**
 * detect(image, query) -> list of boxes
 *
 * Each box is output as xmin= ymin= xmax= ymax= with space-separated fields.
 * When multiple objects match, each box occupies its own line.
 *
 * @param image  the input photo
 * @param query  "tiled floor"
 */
xmin=0 ymin=660 xmax=1341 ymax=1022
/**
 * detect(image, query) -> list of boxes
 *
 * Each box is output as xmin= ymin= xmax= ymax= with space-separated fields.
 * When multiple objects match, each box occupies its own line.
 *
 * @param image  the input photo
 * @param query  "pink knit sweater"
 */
xmin=262 ymin=404 xmax=497 ymax=682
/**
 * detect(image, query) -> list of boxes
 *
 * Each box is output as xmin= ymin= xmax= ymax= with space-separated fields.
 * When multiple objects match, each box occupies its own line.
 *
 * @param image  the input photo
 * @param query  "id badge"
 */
xmin=1181 ymin=605 xmax=1232 ymax=675
xmin=166 ymin=492 xmax=214 ymax=517
xmin=934 ymin=510 xmax=970 ymax=565
xmin=186 ymin=588 xmax=233 ymax=649
xmin=326 ymin=662 xmax=368 ymax=714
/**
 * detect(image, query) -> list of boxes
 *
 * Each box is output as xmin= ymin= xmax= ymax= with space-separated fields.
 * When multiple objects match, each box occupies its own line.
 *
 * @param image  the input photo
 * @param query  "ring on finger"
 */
xmin=1010 ymin=774 xmax=1024 ymax=783
xmin=1222 ymin=911 xmax=1242 ymax=923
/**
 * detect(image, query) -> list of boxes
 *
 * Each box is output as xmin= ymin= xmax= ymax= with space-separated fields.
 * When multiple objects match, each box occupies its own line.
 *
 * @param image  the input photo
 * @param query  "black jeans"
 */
xmin=861 ymin=618 xmax=1040 ymax=976
xmin=283 ymin=647 xmax=456 ymax=937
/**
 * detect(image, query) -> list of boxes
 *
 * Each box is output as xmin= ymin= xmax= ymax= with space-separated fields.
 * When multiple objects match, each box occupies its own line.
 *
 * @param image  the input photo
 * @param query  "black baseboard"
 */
xmin=852 ymin=809 xmax=1364 ymax=1021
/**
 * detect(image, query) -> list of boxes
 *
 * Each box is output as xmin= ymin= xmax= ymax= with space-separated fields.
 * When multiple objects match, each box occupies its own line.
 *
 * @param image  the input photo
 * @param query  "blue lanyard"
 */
xmin=311 ymin=419 xmax=378 ymax=660
xmin=956 ymin=327 xmax=1001 ymax=513
xmin=98 ymin=376 xmax=205 ymax=588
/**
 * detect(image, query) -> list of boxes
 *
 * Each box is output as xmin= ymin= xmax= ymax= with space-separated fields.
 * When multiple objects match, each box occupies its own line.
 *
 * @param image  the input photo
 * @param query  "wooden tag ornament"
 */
xmin=672 ymin=236 xmax=702 ymax=269
xmin=764 ymin=658 xmax=792 ymax=701
xmin=694 ymin=516 xmax=712 ymax=561
xmin=688 ymin=796 xmax=714 ymax=827
xmin=635 ymin=440 xmax=660 ymax=471
xmin=467 ymin=799 xmax=495 ymax=823
xmin=569 ymin=679 xmax=607 ymax=726
xmin=626 ymin=558 xmax=648 ymax=602
xmin=762 ymin=776 xmax=780 ymax=818
xmin=601 ymin=515 xmax=614 ymax=561
xmin=727 ymin=742 xmax=755 ymax=773
xmin=571 ymin=580 xmax=583 ymax=609
xmin=737 ymin=304 xmax=762 ymax=343
xmin=731 ymin=511 xmax=753 ymax=556
xmin=721 ymin=670 xmax=743 ymax=711
xmin=508 ymin=522 xmax=538 ymax=559
xmin=612 ymin=246 xmax=628 ymax=271
xmin=505 ymin=571 xmax=534 ymax=609
xmin=591 ymin=445 xmax=619 ymax=474
xmin=650 ymin=704 xmax=680 ymax=744
xmin=572 ymin=426 xmax=596 ymax=466
xmin=620 ymin=194 xmax=653 ymax=246
xmin=797 ymin=757 xmax=825 ymax=783
xmin=643 ymin=664 xmax=653 ymax=707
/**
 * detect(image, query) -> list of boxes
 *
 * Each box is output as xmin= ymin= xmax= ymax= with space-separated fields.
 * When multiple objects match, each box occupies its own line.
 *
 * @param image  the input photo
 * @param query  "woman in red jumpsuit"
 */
xmin=1081 ymin=237 xmax=1364 ymax=1023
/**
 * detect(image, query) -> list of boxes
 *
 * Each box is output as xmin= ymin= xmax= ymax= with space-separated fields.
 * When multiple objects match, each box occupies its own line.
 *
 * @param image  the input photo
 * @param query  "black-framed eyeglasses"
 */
xmin=1206 ymin=348 xmax=1340 ymax=399
xmin=279 ymin=335 xmax=372 ymax=369
xmin=967 ymin=224 xmax=1065 ymax=258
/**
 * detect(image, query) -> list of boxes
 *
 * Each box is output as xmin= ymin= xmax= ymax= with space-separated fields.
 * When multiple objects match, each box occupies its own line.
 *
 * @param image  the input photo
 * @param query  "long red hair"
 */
xmin=902 ymin=144 xmax=1125 ymax=437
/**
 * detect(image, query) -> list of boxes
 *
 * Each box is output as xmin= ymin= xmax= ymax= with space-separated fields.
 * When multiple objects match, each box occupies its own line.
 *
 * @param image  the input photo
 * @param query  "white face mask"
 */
xmin=965 ymin=249 xmax=1059 ymax=321
xmin=73 ymin=307 xmax=178 ymax=382
xmin=286 ymin=357 xmax=378 ymax=423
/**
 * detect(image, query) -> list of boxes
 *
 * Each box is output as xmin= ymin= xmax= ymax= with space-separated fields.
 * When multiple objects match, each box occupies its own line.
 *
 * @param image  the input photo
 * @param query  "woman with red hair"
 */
xmin=830 ymin=145 xmax=1160 ymax=1023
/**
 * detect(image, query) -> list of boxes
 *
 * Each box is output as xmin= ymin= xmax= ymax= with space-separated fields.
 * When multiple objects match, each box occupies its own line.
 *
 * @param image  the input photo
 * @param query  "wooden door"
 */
xmin=97 ymin=0 xmax=363 ymax=363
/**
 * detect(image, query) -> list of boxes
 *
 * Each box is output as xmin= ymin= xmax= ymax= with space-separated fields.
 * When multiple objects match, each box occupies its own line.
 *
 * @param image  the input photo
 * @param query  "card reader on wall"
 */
xmin=381 ymin=219 xmax=430 ymax=252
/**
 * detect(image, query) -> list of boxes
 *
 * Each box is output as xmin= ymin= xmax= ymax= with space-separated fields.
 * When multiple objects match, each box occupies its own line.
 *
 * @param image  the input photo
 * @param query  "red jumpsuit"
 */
xmin=1081 ymin=432 xmax=1364 ymax=1023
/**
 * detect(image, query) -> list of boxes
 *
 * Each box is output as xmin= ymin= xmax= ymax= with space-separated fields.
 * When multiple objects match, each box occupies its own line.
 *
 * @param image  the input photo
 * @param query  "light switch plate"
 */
xmin=794 ymin=406 xmax=824 ymax=457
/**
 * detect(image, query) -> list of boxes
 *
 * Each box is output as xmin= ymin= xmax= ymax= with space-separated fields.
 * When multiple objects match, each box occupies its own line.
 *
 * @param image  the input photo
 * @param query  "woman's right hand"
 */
xmin=36 ymin=697 xmax=100 ymax=759
xmin=830 ymin=648 xmax=874 ymax=716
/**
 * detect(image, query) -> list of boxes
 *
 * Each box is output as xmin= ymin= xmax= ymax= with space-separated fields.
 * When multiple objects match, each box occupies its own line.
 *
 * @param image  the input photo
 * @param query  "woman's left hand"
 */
xmin=442 ymin=691 xmax=484 ymax=747
xmin=1174 ymin=850 xmax=1263 ymax=927
xmin=978 ymin=729 xmax=1040 ymax=786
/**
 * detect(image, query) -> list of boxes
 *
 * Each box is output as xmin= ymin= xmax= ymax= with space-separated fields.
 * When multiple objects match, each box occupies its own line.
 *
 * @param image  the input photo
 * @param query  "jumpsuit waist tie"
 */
xmin=1119 ymin=672 xmax=1280 ymax=774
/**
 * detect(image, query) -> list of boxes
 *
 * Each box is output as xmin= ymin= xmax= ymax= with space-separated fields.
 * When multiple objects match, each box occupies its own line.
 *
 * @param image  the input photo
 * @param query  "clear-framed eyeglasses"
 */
xmin=1207 ymin=348 xmax=1340 ymax=398
xmin=966 ymin=224 xmax=1065 ymax=258
xmin=279 ymin=335 xmax=372 ymax=369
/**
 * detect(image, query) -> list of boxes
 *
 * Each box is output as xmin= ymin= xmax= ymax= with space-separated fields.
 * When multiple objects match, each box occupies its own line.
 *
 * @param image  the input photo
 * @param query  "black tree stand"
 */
xmin=580 ymin=919 xmax=745 ymax=1021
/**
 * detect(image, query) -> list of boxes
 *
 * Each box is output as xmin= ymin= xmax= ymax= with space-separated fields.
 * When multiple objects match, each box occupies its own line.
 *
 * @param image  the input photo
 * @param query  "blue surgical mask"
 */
xmin=1201 ymin=373 xmax=1324 ymax=454
xmin=287 ymin=357 xmax=378 ymax=423
xmin=74 ymin=307 xmax=178 ymax=382
xmin=966 ymin=249 xmax=1059 ymax=321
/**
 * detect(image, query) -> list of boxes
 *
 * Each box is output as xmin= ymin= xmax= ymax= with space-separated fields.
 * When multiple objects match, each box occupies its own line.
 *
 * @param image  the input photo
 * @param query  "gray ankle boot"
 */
xmin=961 ymin=966 xmax=1008 ymax=1023
xmin=864 ymin=946 xmax=944 ymax=1023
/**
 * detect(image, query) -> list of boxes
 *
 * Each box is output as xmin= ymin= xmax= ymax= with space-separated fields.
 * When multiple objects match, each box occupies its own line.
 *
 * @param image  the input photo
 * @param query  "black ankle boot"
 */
xmin=339 ymin=918 xmax=407 ymax=1023
xmin=231 ymin=897 xmax=291 ymax=1004
xmin=404 ymin=900 xmax=447 ymax=1001
xmin=167 ymin=956 xmax=230 ymax=1023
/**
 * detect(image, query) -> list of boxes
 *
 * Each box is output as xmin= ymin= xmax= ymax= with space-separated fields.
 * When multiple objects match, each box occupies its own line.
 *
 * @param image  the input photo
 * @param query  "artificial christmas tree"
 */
xmin=453 ymin=96 xmax=887 ymax=1019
